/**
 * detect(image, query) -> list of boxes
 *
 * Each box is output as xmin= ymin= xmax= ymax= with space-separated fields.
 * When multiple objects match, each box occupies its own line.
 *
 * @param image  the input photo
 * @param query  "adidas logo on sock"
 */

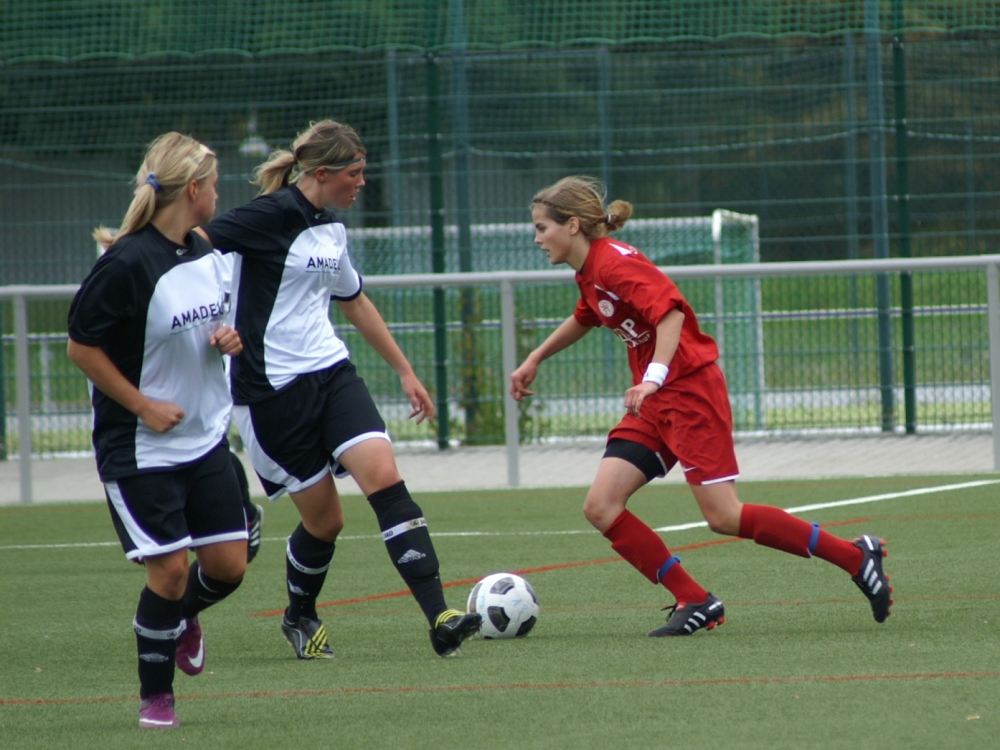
xmin=397 ymin=549 xmax=426 ymax=564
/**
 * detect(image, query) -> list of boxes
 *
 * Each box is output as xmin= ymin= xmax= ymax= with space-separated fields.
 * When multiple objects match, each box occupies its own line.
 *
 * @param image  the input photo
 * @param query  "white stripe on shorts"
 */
xmin=233 ymin=404 xmax=331 ymax=500
xmin=105 ymin=480 xmax=191 ymax=561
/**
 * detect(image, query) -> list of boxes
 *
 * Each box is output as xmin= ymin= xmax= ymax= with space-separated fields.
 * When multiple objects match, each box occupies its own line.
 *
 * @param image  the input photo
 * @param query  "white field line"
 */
xmin=2 ymin=479 xmax=997 ymax=552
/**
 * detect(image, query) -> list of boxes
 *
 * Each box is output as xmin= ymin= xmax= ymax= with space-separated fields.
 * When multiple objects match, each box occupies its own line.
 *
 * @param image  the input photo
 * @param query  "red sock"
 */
xmin=603 ymin=510 xmax=709 ymax=603
xmin=738 ymin=504 xmax=863 ymax=574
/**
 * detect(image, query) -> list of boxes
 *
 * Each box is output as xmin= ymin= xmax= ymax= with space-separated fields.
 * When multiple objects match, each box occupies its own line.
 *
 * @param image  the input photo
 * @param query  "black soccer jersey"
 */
xmin=205 ymin=185 xmax=362 ymax=404
xmin=67 ymin=225 xmax=233 ymax=480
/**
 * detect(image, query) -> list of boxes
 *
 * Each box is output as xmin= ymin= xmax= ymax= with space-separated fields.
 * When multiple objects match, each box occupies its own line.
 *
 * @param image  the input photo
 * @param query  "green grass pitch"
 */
xmin=2 ymin=475 xmax=998 ymax=748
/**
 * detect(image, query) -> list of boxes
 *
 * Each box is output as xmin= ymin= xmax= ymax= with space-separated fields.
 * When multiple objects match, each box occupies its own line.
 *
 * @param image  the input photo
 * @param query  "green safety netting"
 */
xmin=2 ymin=1 xmax=998 ymax=63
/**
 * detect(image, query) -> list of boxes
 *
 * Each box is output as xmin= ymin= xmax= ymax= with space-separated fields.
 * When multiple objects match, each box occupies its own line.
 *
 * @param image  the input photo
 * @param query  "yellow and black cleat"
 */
xmin=282 ymin=614 xmax=335 ymax=659
xmin=430 ymin=609 xmax=482 ymax=657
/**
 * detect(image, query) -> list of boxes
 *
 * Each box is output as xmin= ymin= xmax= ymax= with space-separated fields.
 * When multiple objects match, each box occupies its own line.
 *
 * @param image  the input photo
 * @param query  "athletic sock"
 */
xmin=134 ymin=586 xmax=183 ymax=699
xmin=368 ymin=481 xmax=447 ymax=626
xmin=285 ymin=523 xmax=335 ymax=622
xmin=603 ymin=510 xmax=709 ymax=604
xmin=738 ymin=503 xmax=864 ymax=573
xmin=181 ymin=561 xmax=243 ymax=619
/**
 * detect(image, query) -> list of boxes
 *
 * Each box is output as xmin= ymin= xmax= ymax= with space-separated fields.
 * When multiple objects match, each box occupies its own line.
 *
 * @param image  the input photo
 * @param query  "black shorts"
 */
xmin=232 ymin=361 xmax=388 ymax=500
xmin=104 ymin=441 xmax=249 ymax=562
xmin=603 ymin=438 xmax=669 ymax=483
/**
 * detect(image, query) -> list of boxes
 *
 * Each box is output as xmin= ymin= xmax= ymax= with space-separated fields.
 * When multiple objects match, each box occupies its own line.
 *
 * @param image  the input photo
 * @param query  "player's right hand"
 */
xmin=138 ymin=399 xmax=185 ymax=433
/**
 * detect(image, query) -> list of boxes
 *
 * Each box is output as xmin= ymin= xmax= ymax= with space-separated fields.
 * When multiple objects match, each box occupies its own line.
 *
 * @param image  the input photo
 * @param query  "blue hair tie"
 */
xmin=145 ymin=173 xmax=161 ymax=191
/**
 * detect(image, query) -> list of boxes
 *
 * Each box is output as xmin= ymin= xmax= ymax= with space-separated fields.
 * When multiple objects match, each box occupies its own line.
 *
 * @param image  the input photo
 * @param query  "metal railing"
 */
xmin=3 ymin=253 xmax=1000 ymax=502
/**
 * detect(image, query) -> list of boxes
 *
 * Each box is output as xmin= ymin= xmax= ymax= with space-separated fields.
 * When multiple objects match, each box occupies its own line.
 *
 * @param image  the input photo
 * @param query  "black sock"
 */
xmin=368 ymin=481 xmax=447 ymax=626
xmin=285 ymin=523 xmax=335 ymax=622
xmin=134 ymin=586 xmax=183 ymax=699
xmin=181 ymin=561 xmax=243 ymax=619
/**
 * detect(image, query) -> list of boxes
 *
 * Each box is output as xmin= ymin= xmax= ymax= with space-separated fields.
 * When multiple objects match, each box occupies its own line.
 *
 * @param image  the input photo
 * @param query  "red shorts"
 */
xmin=607 ymin=362 xmax=739 ymax=486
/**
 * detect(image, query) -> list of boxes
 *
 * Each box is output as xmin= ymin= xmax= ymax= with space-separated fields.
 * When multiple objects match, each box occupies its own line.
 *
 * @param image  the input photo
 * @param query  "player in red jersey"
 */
xmin=511 ymin=176 xmax=893 ymax=636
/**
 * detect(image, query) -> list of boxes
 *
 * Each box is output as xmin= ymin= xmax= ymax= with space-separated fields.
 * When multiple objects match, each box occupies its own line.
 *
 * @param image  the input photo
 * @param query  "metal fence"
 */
xmin=3 ymin=253 xmax=1000 ymax=502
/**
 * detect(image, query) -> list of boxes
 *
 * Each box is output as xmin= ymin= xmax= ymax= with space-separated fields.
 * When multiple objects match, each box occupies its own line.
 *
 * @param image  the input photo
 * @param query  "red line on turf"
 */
xmin=250 ymin=516 xmax=871 ymax=617
xmin=5 ymin=671 xmax=999 ymax=706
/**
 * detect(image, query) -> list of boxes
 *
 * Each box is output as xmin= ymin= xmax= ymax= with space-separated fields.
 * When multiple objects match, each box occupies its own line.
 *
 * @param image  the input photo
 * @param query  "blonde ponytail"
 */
xmin=531 ymin=175 xmax=634 ymax=239
xmin=94 ymin=132 xmax=216 ymax=249
xmin=252 ymin=119 xmax=366 ymax=195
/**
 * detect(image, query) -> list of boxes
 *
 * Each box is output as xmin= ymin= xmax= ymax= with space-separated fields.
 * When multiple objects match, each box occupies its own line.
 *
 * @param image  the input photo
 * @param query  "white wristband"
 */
xmin=642 ymin=362 xmax=669 ymax=388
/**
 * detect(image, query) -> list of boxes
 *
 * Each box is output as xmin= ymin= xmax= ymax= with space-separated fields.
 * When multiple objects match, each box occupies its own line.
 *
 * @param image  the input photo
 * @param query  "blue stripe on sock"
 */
xmin=657 ymin=555 xmax=681 ymax=583
xmin=808 ymin=522 xmax=820 ymax=557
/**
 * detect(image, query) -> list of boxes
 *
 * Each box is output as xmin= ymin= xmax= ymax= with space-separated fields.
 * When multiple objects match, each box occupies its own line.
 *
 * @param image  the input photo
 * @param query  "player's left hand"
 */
xmin=401 ymin=372 xmax=435 ymax=424
xmin=210 ymin=326 xmax=243 ymax=356
xmin=624 ymin=381 xmax=659 ymax=417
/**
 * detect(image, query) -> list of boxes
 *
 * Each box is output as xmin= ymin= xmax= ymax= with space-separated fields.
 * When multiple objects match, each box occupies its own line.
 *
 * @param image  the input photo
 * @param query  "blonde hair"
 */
xmin=93 ymin=132 xmax=217 ymax=249
xmin=531 ymin=175 xmax=633 ymax=239
xmin=252 ymin=119 xmax=366 ymax=195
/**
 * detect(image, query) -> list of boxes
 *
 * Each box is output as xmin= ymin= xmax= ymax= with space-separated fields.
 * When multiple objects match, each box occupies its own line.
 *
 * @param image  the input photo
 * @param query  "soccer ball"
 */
xmin=467 ymin=572 xmax=539 ymax=639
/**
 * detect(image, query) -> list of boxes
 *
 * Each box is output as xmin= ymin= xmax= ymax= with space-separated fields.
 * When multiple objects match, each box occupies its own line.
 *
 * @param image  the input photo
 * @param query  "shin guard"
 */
xmin=134 ymin=586 xmax=183 ymax=699
xmin=286 ymin=524 xmax=335 ymax=621
xmin=369 ymin=481 xmax=446 ymax=624
xmin=738 ymin=503 xmax=813 ymax=558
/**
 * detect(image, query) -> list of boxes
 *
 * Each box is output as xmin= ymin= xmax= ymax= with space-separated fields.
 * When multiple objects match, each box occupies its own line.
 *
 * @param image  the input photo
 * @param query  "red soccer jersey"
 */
xmin=572 ymin=237 xmax=719 ymax=385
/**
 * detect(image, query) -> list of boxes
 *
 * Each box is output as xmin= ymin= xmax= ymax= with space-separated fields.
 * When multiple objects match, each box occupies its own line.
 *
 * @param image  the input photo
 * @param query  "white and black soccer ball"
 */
xmin=467 ymin=572 xmax=539 ymax=639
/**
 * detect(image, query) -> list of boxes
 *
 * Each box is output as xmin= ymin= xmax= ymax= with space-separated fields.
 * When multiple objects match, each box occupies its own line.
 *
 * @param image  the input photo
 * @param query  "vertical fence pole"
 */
xmin=892 ymin=0 xmax=917 ymax=434
xmin=711 ymin=212 xmax=726 ymax=371
xmin=845 ymin=31 xmax=862 ymax=371
xmin=597 ymin=46 xmax=612 ymax=193
xmin=425 ymin=41 xmax=450 ymax=449
xmin=986 ymin=264 xmax=1000 ymax=471
xmin=500 ymin=279 xmax=520 ymax=487
xmin=386 ymin=47 xmax=404 ymax=228
xmin=13 ymin=294 xmax=32 ymax=503
xmin=866 ymin=0 xmax=896 ymax=432
xmin=0 ymin=303 xmax=7 ymax=461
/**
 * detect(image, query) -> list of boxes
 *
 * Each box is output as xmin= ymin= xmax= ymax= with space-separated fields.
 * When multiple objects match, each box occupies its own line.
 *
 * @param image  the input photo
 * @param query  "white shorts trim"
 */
xmin=331 ymin=431 xmax=391 ymax=477
xmin=700 ymin=473 xmax=741 ymax=486
xmin=189 ymin=529 xmax=249 ymax=549
xmin=106 ymin=480 xmax=192 ymax=561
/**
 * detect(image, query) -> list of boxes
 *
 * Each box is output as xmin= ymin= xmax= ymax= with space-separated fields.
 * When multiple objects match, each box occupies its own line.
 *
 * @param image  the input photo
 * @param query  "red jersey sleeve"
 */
xmin=573 ymin=296 xmax=601 ymax=328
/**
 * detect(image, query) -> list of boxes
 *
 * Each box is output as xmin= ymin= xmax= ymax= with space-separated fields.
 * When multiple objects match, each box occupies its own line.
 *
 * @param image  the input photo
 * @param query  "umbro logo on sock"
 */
xmin=397 ymin=549 xmax=426 ymax=564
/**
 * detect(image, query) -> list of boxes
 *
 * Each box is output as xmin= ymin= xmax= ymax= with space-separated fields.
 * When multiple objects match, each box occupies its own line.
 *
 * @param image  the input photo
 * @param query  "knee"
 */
xmin=582 ymin=493 xmax=619 ymax=532
xmin=215 ymin=559 xmax=247 ymax=585
xmin=311 ymin=513 xmax=344 ymax=543
xmin=152 ymin=559 xmax=189 ymax=599
xmin=364 ymin=468 xmax=404 ymax=497
xmin=701 ymin=504 xmax=742 ymax=536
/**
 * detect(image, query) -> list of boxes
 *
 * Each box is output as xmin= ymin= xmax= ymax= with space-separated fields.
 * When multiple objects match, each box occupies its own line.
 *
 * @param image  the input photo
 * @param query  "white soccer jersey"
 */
xmin=205 ymin=185 xmax=362 ymax=404
xmin=67 ymin=225 xmax=233 ymax=480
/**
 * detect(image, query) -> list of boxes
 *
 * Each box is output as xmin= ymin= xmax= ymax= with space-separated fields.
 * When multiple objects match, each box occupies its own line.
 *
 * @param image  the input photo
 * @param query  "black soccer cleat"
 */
xmin=247 ymin=503 xmax=264 ymax=563
xmin=851 ymin=535 xmax=893 ymax=623
xmin=281 ymin=612 xmax=334 ymax=659
xmin=647 ymin=593 xmax=725 ymax=637
xmin=429 ymin=609 xmax=482 ymax=657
